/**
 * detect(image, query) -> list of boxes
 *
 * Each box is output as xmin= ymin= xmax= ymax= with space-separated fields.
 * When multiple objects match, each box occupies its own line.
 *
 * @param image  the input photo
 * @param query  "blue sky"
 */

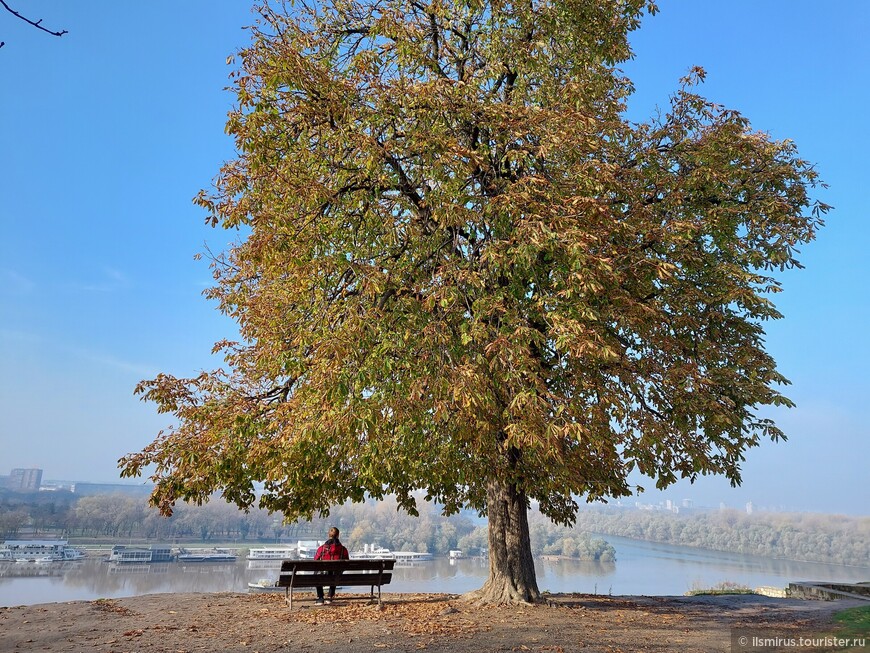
xmin=1 ymin=2 xmax=867 ymax=515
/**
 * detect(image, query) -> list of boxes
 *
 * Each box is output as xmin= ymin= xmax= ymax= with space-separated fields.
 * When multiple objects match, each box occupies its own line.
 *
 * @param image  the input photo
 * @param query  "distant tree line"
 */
xmin=0 ymin=490 xmax=612 ymax=560
xmin=0 ymin=490 xmax=291 ymax=542
xmin=571 ymin=508 xmax=869 ymax=567
xmin=4 ymin=490 xmax=863 ymax=566
xmin=324 ymin=498 xmax=615 ymax=561
xmin=450 ymin=509 xmax=616 ymax=562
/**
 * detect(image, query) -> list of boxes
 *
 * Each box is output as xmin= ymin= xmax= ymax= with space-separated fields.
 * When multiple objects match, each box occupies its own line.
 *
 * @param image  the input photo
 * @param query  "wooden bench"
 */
xmin=278 ymin=559 xmax=395 ymax=609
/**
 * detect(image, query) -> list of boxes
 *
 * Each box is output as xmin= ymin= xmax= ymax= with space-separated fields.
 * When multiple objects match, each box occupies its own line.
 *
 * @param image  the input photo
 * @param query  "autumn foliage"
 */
xmin=120 ymin=0 xmax=826 ymax=603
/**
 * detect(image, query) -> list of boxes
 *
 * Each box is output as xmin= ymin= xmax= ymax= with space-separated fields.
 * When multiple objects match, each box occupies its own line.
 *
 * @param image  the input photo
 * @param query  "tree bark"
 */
xmin=465 ymin=478 xmax=541 ymax=604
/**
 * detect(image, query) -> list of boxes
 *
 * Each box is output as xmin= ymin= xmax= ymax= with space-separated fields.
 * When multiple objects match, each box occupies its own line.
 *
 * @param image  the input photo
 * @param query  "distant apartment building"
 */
xmin=8 ymin=468 xmax=43 ymax=492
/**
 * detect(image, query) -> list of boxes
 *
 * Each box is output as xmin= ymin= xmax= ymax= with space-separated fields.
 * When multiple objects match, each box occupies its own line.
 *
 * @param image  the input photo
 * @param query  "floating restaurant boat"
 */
xmin=108 ymin=545 xmax=174 ymax=564
xmin=1 ymin=540 xmax=86 ymax=562
xmin=246 ymin=546 xmax=298 ymax=561
xmin=350 ymin=544 xmax=396 ymax=560
xmin=393 ymin=551 xmax=434 ymax=562
xmin=350 ymin=544 xmax=433 ymax=562
xmin=294 ymin=541 xmax=319 ymax=559
xmin=176 ymin=547 xmax=238 ymax=562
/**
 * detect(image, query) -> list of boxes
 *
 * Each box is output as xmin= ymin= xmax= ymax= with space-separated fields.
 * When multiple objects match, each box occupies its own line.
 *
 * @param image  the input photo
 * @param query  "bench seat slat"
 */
xmin=276 ymin=572 xmax=392 ymax=588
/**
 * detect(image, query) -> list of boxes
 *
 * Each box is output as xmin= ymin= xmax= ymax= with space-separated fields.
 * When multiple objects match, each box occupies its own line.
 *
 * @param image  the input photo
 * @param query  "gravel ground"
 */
xmin=1 ymin=591 xmax=865 ymax=653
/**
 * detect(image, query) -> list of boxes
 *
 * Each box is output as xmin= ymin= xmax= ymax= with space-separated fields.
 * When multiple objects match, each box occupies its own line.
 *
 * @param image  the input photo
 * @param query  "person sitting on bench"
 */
xmin=313 ymin=526 xmax=350 ymax=605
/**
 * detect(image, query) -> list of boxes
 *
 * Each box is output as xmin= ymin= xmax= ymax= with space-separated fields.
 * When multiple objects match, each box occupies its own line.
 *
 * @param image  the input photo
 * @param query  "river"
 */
xmin=2 ymin=535 xmax=867 ymax=607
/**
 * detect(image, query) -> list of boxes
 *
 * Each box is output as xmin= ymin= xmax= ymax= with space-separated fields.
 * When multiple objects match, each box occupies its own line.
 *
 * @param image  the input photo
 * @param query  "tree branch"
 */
xmin=1 ymin=0 xmax=68 ymax=44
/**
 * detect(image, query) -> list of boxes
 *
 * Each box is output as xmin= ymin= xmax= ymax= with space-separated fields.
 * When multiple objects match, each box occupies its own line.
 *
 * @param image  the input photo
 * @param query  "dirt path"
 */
xmin=1 ymin=592 xmax=864 ymax=653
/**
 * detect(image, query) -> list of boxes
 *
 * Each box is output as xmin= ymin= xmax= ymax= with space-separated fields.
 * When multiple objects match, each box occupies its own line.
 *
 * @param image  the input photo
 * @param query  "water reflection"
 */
xmin=0 ymin=560 xmax=77 ymax=578
xmin=539 ymin=558 xmax=617 ymax=581
xmin=2 ymin=560 xmax=251 ymax=601
xmin=2 ymin=538 xmax=868 ymax=607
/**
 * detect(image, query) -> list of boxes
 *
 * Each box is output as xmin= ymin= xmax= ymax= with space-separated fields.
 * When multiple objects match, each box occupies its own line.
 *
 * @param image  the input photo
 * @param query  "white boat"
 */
xmin=246 ymin=546 xmax=298 ymax=561
xmin=1 ymin=540 xmax=86 ymax=562
xmin=449 ymin=550 xmax=464 ymax=559
xmin=176 ymin=547 xmax=237 ymax=562
xmin=247 ymin=578 xmax=283 ymax=592
xmin=349 ymin=544 xmax=432 ymax=562
xmin=350 ymin=544 xmax=396 ymax=560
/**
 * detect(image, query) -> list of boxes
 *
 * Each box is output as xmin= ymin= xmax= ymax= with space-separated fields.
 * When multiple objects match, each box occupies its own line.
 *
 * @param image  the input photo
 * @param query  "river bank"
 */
xmin=5 ymin=538 xmax=869 ymax=608
xmin=1 ymin=591 xmax=865 ymax=653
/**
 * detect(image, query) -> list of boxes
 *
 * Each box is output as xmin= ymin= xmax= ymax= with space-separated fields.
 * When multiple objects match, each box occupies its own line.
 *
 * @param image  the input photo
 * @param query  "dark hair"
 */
xmin=328 ymin=526 xmax=340 ymax=540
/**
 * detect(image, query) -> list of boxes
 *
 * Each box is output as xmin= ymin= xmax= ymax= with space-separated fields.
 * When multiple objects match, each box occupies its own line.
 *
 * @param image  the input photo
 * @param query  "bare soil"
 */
xmin=1 ymin=591 xmax=863 ymax=653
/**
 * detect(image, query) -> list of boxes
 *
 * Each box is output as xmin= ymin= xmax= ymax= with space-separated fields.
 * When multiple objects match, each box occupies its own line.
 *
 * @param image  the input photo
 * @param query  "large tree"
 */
xmin=120 ymin=0 xmax=826 ymax=603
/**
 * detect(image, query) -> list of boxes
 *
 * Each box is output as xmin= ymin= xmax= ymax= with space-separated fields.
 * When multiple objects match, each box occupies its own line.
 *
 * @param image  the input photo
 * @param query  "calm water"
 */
xmin=2 ymin=535 xmax=867 ymax=607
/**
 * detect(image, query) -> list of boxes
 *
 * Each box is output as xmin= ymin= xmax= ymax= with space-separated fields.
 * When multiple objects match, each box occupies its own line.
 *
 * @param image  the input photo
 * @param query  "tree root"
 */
xmin=462 ymin=579 xmax=542 ymax=606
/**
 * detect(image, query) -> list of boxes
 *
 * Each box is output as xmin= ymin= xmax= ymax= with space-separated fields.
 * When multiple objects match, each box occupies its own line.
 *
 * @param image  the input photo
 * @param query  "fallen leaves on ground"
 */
xmin=91 ymin=598 xmax=135 ymax=616
xmin=268 ymin=593 xmax=489 ymax=642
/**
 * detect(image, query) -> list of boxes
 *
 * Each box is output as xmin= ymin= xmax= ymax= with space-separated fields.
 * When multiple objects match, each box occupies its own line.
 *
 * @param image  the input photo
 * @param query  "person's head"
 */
xmin=328 ymin=526 xmax=340 ymax=541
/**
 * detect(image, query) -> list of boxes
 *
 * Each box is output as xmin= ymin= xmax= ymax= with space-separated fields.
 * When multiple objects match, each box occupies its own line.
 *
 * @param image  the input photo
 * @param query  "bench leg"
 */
xmin=284 ymin=569 xmax=298 ymax=610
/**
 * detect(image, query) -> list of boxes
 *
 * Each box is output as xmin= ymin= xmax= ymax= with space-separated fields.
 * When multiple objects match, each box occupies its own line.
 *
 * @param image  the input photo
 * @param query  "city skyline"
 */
xmin=1 ymin=2 xmax=868 ymax=516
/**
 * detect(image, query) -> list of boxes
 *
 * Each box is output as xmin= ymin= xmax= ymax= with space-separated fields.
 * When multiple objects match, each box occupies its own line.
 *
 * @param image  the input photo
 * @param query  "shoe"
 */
xmin=324 ymin=599 xmax=332 ymax=605
xmin=315 ymin=599 xmax=324 ymax=605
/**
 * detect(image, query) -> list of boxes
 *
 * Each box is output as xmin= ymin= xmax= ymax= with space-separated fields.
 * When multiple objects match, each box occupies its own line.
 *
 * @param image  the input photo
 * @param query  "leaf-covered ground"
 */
xmin=1 ymin=592 xmax=862 ymax=653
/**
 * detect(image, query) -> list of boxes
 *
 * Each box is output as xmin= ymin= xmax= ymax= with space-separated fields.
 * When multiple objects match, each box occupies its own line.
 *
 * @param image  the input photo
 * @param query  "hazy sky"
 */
xmin=1 ymin=2 xmax=867 ymax=515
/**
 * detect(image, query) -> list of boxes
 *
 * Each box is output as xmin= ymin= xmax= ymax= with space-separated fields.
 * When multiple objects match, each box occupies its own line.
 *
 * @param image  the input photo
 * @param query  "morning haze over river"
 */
xmin=3 ymin=535 xmax=868 ymax=608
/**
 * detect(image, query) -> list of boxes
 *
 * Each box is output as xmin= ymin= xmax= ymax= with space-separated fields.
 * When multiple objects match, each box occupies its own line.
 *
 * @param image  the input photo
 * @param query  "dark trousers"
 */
xmin=316 ymin=585 xmax=336 ymax=600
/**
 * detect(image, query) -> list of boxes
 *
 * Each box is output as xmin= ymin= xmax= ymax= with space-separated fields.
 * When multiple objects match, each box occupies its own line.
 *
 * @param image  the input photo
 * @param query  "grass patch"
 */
xmin=832 ymin=605 xmax=870 ymax=639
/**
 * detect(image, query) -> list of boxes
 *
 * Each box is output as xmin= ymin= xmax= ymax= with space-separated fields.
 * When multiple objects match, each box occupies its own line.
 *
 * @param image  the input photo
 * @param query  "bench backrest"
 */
xmin=280 ymin=559 xmax=395 ymax=573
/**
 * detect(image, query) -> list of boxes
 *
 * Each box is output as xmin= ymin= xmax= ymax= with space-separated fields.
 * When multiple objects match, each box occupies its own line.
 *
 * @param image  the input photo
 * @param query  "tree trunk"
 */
xmin=465 ymin=478 xmax=540 ymax=604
